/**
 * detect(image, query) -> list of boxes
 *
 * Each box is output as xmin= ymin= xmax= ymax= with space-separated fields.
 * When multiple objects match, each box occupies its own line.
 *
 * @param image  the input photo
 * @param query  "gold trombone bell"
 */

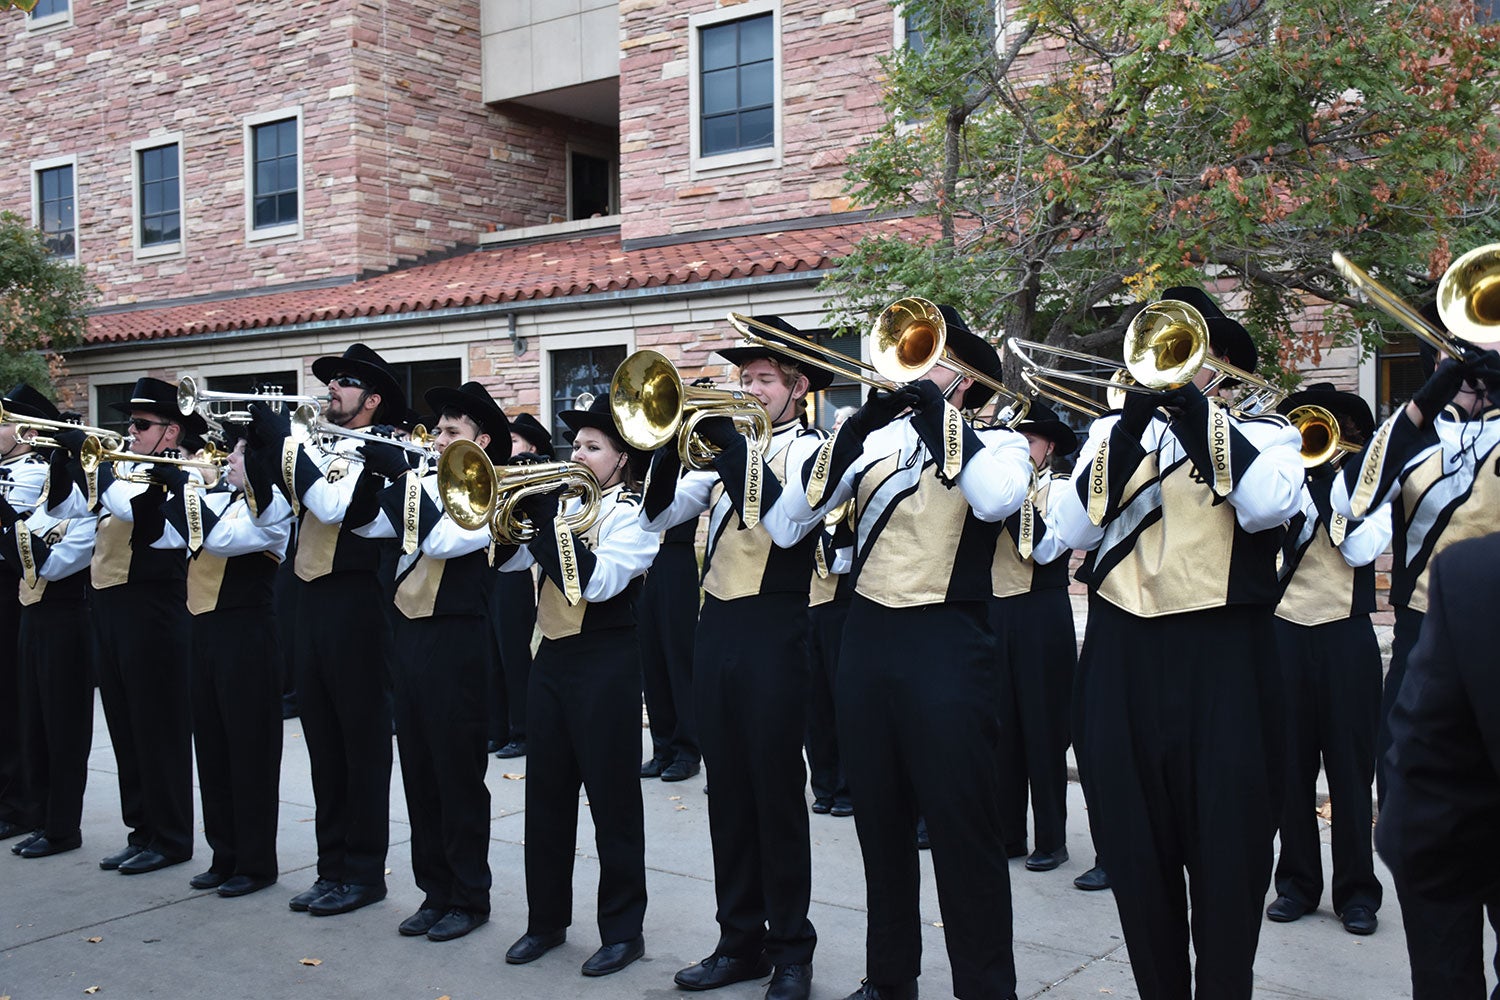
xmin=437 ymin=438 xmax=601 ymax=544
xmin=1287 ymin=404 xmax=1359 ymax=469
xmin=609 ymin=350 xmax=773 ymax=471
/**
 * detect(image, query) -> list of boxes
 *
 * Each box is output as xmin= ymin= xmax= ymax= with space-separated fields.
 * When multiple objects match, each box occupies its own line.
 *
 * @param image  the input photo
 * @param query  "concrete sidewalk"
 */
xmin=1 ymin=695 xmax=1425 ymax=1000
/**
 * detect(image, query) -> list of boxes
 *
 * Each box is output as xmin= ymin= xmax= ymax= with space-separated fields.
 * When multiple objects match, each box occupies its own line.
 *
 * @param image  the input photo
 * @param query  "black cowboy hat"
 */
xmin=716 ymin=315 xmax=837 ymax=392
xmin=935 ymin=305 xmax=1005 ymax=411
xmin=310 ymin=343 xmax=407 ymax=420
xmin=1277 ymin=382 xmax=1376 ymax=441
xmin=108 ymin=377 xmax=209 ymax=437
xmin=3 ymin=383 xmax=61 ymax=423
xmin=559 ymin=394 xmax=650 ymax=478
xmin=1014 ymin=400 xmax=1079 ymax=456
xmin=509 ymin=412 xmax=555 ymax=458
xmin=425 ymin=381 xmax=512 ymax=465
xmin=1159 ymin=286 xmax=1258 ymax=374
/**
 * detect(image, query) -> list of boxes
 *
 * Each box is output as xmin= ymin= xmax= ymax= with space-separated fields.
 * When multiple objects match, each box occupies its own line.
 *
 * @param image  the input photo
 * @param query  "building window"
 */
xmin=808 ymin=330 xmax=863 ymax=433
xmin=550 ymin=345 xmax=626 ymax=457
xmin=250 ymin=117 xmax=299 ymax=231
xmin=138 ymin=144 xmax=181 ymax=249
xmin=36 ymin=164 xmax=76 ymax=258
xmin=699 ymin=14 xmax=775 ymax=157
xmin=385 ymin=359 xmax=463 ymax=423
xmin=93 ymin=382 xmax=135 ymax=440
xmin=28 ymin=0 xmax=68 ymax=22
xmin=1375 ymin=332 xmax=1424 ymax=422
xmin=569 ymin=150 xmax=615 ymax=220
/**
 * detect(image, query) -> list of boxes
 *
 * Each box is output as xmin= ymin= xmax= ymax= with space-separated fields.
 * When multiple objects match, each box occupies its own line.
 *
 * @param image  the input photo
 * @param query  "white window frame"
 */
xmin=243 ymin=107 xmax=304 ymax=244
xmin=131 ymin=134 xmax=185 ymax=260
xmin=26 ymin=0 xmax=72 ymax=33
xmin=565 ymin=140 xmax=620 ymax=222
xmin=894 ymin=2 xmax=1007 ymax=53
xmin=688 ymin=0 xmax=782 ymax=177
xmin=540 ymin=329 xmax=635 ymax=444
xmin=30 ymin=154 xmax=78 ymax=260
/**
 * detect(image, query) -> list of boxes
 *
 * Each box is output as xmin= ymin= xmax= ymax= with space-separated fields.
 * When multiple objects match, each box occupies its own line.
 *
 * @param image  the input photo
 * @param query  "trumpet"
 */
xmin=609 ymin=350 xmax=773 ymax=471
xmin=290 ymin=404 xmax=435 ymax=468
xmin=0 ymin=403 xmax=126 ymax=452
xmin=177 ymin=375 xmax=323 ymax=423
xmin=1333 ymin=243 xmax=1500 ymax=361
xmin=726 ymin=299 xmax=1033 ymax=424
xmin=0 ymin=479 xmax=44 ymax=509
xmin=437 ymin=439 xmax=601 ymax=544
xmin=78 ymin=435 xmax=225 ymax=484
xmin=1287 ymin=404 xmax=1360 ymax=469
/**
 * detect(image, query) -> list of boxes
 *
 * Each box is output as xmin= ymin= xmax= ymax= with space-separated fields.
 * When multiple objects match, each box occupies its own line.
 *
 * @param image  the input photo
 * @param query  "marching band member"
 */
xmin=641 ymin=319 xmax=830 ymax=1000
xmin=986 ymin=401 xmax=1078 ymax=872
xmin=354 ymin=381 xmax=507 ymax=942
xmin=499 ymin=394 xmax=657 ymax=977
xmin=786 ymin=306 xmax=1033 ymax=1000
xmin=246 ymin=343 xmax=407 ymax=917
xmin=1050 ymin=289 xmax=1303 ymax=1000
xmin=0 ymin=384 xmax=94 ymax=857
xmin=157 ymin=428 xmax=292 ymax=897
xmin=1265 ymin=385 xmax=1388 ymax=935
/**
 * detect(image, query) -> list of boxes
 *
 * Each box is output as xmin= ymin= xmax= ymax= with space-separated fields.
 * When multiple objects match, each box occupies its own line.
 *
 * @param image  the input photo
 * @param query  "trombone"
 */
xmin=1332 ymin=243 xmax=1500 ymax=361
xmin=0 ymin=402 xmax=126 ymax=452
xmin=177 ymin=375 xmax=323 ymax=423
xmin=609 ymin=350 xmax=773 ymax=471
xmin=727 ymin=298 xmax=1033 ymax=424
xmin=437 ymin=438 xmax=601 ymax=544
xmin=290 ymin=404 xmax=436 ymax=469
xmin=1287 ymin=404 xmax=1359 ymax=469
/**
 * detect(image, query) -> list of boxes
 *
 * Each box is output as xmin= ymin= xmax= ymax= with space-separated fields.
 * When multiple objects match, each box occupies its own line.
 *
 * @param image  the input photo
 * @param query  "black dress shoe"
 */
xmin=0 ymin=820 xmax=27 ymax=839
xmin=487 ymin=739 xmax=503 ymax=754
xmin=495 ymin=740 xmax=527 ymax=759
xmin=506 ymin=929 xmax=566 ymax=964
xmin=289 ymin=878 xmax=339 ymax=911
xmin=428 ymin=908 xmax=487 ymax=942
xmin=661 ymin=758 xmax=701 ymax=782
xmin=1004 ymin=841 xmax=1029 ymax=859
xmin=12 ymin=830 xmax=44 ymax=855
xmin=640 ymin=755 xmax=669 ymax=779
xmin=581 ymin=934 xmax=644 ymax=976
xmin=811 ymin=797 xmax=833 ymax=814
xmin=218 ymin=875 xmax=276 ymax=898
xmin=189 ymin=870 xmax=230 ymax=890
xmin=399 ymin=907 xmax=446 ymax=936
xmin=308 ymin=882 xmax=387 ymax=916
xmin=1073 ymin=865 xmax=1111 ymax=891
xmin=99 ymin=844 xmax=144 ymax=871
xmin=830 ymin=801 xmax=855 ymax=817
xmin=1340 ymin=905 xmax=1378 ymax=935
xmin=1026 ymin=847 xmax=1069 ymax=872
xmin=118 ymin=849 xmax=189 ymax=875
xmin=767 ymin=962 xmax=813 ymax=1000
xmin=674 ymin=952 xmax=772 ymax=991
xmin=19 ymin=834 xmax=82 ymax=858
xmin=1265 ymin=894 xmax=1312 ymax=922
xmin=844 ymin=980 xmax=919 ymax=1000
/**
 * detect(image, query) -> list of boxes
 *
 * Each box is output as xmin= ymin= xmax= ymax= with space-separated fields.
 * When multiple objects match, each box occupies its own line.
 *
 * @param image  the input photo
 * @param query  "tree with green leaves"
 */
xmin=0 ymin=211 xmax=96 ymax=402
xmin=2 ymin=1 xmax=41 ymax=11
xmin=822 ymin=0 xmax=1500 ymax=388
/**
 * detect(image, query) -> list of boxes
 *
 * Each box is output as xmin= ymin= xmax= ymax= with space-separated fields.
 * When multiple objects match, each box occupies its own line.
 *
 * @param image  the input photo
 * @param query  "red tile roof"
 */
xmin=86 ymin=217 xmax=928 ymax=345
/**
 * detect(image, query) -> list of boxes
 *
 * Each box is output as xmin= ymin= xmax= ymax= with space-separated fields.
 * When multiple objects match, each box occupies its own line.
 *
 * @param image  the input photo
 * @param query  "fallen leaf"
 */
xmin=675 ymin=805 xmax=687 ymax=811
xmin=502 ymin=773 xmax=525 ymax=780
xmin=932 ymin=921 xmax=943 ymax=928
xmin=299 ymin=958 xmax=322 ymax=967
xmin=384 ymin=868 xmax=392 ymax=876
xmin=86 ymin=936 xmax=102 ymax=944
xmin=669 ymin=796 xmax=682 ymax=802
xmin=84 ymin=990 xmax=101 ymax=996
xmin=1317 ymin=800 xmax=1333 ymax=821
xmin=437 ymin=996 xmax=451 ymax=1000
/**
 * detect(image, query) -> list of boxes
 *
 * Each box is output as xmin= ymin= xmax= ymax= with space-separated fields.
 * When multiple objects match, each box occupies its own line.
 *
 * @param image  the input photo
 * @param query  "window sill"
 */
xmin=690 ymin=145 xmax=781 ymax=179
xmin=247 ymin=222 xmax=302 ymax=244
xmin=478 ymin=214 xmax=621 ymax=247
xmin=26 ymin=11 xmax=71 ymax=33
xmin=135 ymin=241 xmax=183 ymax=261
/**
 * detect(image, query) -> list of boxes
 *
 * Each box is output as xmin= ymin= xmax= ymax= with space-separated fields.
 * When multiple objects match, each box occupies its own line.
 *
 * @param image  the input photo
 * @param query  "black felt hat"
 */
xmin=1159 ymin=286 xmax=1258 ymax=374
xmin=716 ymin=316 xmax=836 ymax=392
xmin=934 ymin=305 xmax=1004 ymax=411
xmin=425 ymin=381 xmax=512 ymax=465
xmin=310 ymin=343 xmax=407 ymax=421
xmin=510 ymin=412 xmax=554 ymax=458
xmin=558 ymin=394 xmax=649 ymax=474
xmin=1277 ymin=382 xmax=1376 ymax=441
xmin=1014 ymin=400 xmax=1079 ymax=456
xmin=3 ymin=383 xmax=61 ymax=423
xmin=108 ymin=377 xmax=208 ymax=437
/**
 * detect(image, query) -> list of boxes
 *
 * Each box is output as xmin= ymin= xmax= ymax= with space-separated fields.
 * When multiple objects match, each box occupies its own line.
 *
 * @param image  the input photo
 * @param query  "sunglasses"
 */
xmin=130 ymin=417 xmax=172 ymax=432
xmin=328 ymin=375 xmax=368 ymax=390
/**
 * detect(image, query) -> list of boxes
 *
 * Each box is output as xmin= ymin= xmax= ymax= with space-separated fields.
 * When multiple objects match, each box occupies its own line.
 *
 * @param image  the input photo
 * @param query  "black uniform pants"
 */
xmin=639 ymin=541 xmax=700 ymax=766
xmin=990 ymin=588 xmax=1075 ymax=854
xmin=806 ymin=596 xmax=851 ymax=806
xmin=18 ymin=599 xmax=92 ymax=839
xmin=488 ymin=568 xmax=536 ymax=745
xmin=0 ymin=593 xmax=31 ymax=829
xmin=1272 ymin=615 xmax=1382 ymax=916
xmin=1376 ymin=607 xmax=1423 ymax=808
xmin=840 ymin=597 xmax=1015 ymax=1000
xmin=524 ymin=626 xmax=646 ymax=944
xmin=192 ymin=605 xmax=283 ymax=880
xmin=293 ymin=572 xmax=393 ymax=887
xmin=394 ymin=614 xmax=492 ymax=915
xmin=1394 ymin=885 xmax=1500 ymax=999
xmin=1075 ymin=600 xmax=1283 ymax=1000
xmin=696 ymin=592 xmax=816 ymax=966
xmin=93 ymin=582 xmax=194 ymax=859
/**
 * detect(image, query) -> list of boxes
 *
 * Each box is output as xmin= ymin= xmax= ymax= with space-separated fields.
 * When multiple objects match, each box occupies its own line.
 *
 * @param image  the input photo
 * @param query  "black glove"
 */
xmin=247 ymin=401 xmax=292 ymax=447
xmin=0 ymin=495 xmax=18 ymax=530
xmin=358 ymin=440 xmax=411 ymax=480
xmin=147 ymin=463 xmax=191 ymax=492
xmin=1463 ymin=349 xmax=1500 ymax=391
xmin=1411 ymin=357 xmax=1467 ymax=425
xmin=846 ymin=385 xmax=922 ymax=436
xmin=518 ymin=485 xmax=564 ymax=524
xmin=1117 ymin=389 xmax=1160 ymax=438
xmin=694 ymin=415 xmax=741 ymax=450
xmin=909 ymin=378 xmax=948 ymax=413
xmin=52 ymin=427 xmax=89 ymax=456
xmin=509 ymin=451 xmax=546 ymax=467
xmin=1157 ymin=383 xmax=1209 ymax=422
